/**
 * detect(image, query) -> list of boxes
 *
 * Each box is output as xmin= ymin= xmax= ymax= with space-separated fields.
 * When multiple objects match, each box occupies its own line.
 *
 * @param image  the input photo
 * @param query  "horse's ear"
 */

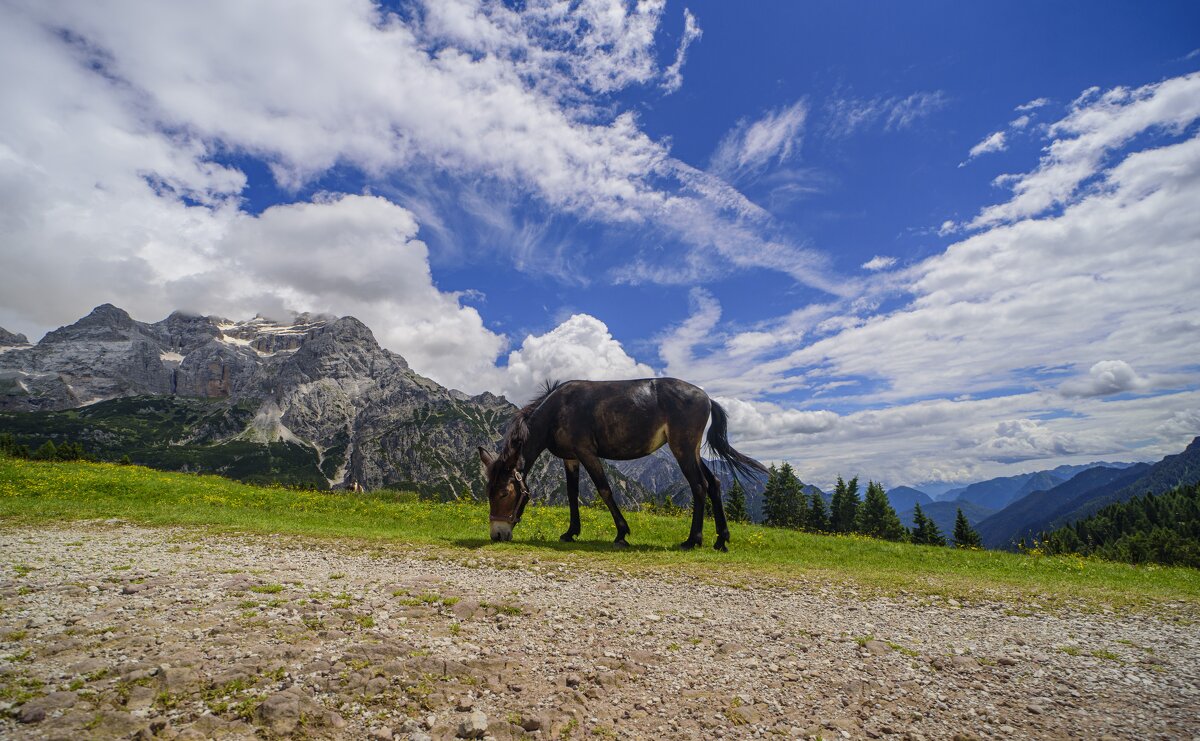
xmin=478 ymin=446 xmax=496 ymax=468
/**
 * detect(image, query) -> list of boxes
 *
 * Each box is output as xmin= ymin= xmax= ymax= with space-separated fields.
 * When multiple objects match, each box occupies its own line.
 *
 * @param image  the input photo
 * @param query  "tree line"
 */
xmin=727 ymin=463 xmax=982 ymax=548
xmin=0 ymin=433 xmax=93 ymax=462
xmin=1030 ymin=481 xmax=1200 ymax=567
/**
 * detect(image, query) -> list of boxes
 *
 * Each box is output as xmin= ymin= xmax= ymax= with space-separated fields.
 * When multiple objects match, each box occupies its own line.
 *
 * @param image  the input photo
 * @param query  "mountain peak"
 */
xmin=0 ymin=327 xmax=29 ymax=346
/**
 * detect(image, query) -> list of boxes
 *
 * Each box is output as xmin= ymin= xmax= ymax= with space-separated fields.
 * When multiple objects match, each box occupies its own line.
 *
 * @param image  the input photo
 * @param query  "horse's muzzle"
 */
xmin=490 ymin=520 xmax=513 ymax=542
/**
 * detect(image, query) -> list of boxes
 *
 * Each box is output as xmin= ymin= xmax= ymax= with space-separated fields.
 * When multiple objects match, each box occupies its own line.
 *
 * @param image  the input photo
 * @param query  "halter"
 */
xmin=489 ymin=470 xmax=531 ymax=525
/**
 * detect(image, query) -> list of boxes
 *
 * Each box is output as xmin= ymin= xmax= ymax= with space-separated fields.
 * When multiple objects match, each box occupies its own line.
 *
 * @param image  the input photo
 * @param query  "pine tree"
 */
xmin=910 ymin=502 xmax=946 ymax=546
xmin=806 ymin=489 xmax=829 ymax=531
xmin=780 ymin=464 xmax=809 ymax=528
xmin=829 ymin=476 xmax=847 ymax=531
xmin=32 ymin=440 xmax=57 ymax=461
xmin=831 ymin=475 xmax=861 ymax=533
xmin=858 ymin=481 xmax=907 ymax=541
xmin=724 ymin=478 xmax=750 ymax=523
xmin=953 ymin=508 xmax=983 ymax=549
xmin=762 ymin=465 xmax=787 ymax=527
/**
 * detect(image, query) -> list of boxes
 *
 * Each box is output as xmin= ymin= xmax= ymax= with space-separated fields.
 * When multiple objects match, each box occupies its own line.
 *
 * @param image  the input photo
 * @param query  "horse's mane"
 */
xmin=498 ymin=379 xmax=563 ymax=465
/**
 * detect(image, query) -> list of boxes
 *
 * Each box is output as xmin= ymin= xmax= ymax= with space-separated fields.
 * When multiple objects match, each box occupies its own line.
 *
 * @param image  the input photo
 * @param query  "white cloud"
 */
xmin=969 ymin=72 xmax=1200 ymax=229
xmin=1015 ymin=97 xmax=1051 ymax=112
xmin=963 ymin=130 xmax=1007 ymax=162
xmin=1058 ymin=360 xmax=1150 ymax=398
xmin=1010 ymin=114 xmax=1032 ymax=130
xmin=861 ymin=255 xmax=897 ymax=271
xmin=710 ymin=100 xmax=808 ymax=180
xmin=716 ymin=397 xmax=838 ymax=440
xmin=0 ymin=0 xmax=845 ymax=394
xmin=825 ymin=90 xmax=948 ymax=137
xmin=214 ymin=195 xmax=507 ymax=393
xmin=501 ymin=314 xmax=655 ymax=403
xmin=972 ymin=418 xmax=1086 ymax=463
xmin=662 ymin=8 xmax=702 ymax=94
xmin=660 ymin=73 xmax=1200 ymax=487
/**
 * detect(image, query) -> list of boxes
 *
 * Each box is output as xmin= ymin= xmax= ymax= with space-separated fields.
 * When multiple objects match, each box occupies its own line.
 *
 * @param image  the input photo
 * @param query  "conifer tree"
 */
xmin=32 ymin=440 xmax=57 ymax=461
xmin=777 ymin=463 xmax=808 ymax=528
xmin=910 ymin=502 xmax=947 ymax=546
xmin=724 ymin=478 xmax=750 ymax=523
xmin=953 ymin=508 xmax=983 ymax=548
xmin=762 ymin=465 xmax=787 ymax=527
xmin=807 ymin=489 xmax=829 ymax=531
xmin=858 ymin=481 xmax=907 ymax=541
xmin=831 ymin=475 xmax=861 ymax=533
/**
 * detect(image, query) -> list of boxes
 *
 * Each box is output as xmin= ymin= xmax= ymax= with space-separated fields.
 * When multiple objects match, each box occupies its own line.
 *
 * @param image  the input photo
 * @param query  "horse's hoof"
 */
xmin=714 ymin=541 xmax=728 ymax=553
xmin=559 ymin=532 xmax=576 ymax=542
xmin=679 ymin=538 xmax=702 ymax=550
xmin=613 ymin=538 xmax=629 ymax=549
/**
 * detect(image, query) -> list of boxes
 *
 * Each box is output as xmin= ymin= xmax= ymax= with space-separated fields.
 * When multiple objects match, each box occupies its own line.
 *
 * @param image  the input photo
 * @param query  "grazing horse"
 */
xmin=478 ymin=378 xmax=766 ymax=551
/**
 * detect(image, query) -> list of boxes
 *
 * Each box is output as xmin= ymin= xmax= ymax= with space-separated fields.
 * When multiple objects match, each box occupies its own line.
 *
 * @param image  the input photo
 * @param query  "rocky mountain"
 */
xmin=0 ymin=305 xmax=653 ymax=503
xmin=0 ymin=327 xmax=28 ymax=347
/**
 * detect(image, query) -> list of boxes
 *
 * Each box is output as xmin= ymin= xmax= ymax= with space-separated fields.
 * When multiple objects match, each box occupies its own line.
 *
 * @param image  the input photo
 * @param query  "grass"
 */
xmin=1 ymin=457 xmax=1198 ymax=608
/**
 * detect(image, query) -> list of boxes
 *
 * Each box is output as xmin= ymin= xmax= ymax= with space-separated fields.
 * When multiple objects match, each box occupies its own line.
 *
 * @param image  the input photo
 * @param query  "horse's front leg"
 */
xmin=560 ymin=459 xmax=582 ymax=542
xmin=578 ymin=454 xmax=630 ymax=548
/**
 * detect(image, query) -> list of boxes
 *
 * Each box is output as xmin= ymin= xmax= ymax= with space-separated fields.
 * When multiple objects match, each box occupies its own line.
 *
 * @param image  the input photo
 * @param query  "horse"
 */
xmin=477 ymin=378 xmax=767 ymax=551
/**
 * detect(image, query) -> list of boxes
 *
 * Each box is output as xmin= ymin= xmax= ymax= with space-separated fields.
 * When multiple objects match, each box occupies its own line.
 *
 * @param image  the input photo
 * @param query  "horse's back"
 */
xmin=547 ymin=378 xmax=710 ymax=460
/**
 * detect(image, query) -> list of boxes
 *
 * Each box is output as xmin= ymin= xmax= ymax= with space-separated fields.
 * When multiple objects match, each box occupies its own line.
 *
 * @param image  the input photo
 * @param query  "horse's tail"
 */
xmin=706 ymin=400 xmax=768 ymax=482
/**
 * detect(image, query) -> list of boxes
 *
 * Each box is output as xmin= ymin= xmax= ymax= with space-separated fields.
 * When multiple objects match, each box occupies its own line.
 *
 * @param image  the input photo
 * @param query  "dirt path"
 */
xmin=1 ymin=523 xmax=1197 ymax=740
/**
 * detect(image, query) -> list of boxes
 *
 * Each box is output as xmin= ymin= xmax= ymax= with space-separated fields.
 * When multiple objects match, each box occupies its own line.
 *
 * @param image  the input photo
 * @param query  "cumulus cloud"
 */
xmin=501 ymin=314 xmax=655 ymax=403
xmin=0 ymin=0 xmax=848 ymax=396
xmin=1058 ymin=360 xmax=1150 ymax=398
xmin=972 ymin=418 xmax=1083 ymax=463
xmin=710 ymin=100 xmax=808 ymax=181
xmin=716 ymin=397 xmax=838 ymax=440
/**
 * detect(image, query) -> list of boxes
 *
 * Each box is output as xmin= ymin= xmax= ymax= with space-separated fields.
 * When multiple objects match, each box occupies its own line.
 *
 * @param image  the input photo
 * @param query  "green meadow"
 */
xmin=1 ymin=457 xmax=1197 ymax=609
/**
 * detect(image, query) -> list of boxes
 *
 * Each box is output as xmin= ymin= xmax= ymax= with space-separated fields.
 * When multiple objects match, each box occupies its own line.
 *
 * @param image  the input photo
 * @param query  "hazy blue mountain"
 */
xmin=886 ymin=485 xmax=932 ymax=511
xmin=1041 ymin=438 xmax=1200 ymax=534
xmin=975 ymin=464 xmax=1151 ymax=549
xmin=899 ymin=500 xmax=996 ymax=536
xmin=950 ymin=471 xmax=1061 ymax=510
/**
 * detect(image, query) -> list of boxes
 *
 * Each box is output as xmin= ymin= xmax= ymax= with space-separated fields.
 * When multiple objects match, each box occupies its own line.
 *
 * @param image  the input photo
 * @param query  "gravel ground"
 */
xmin=1 ymin=522 xmax=1198 ymax=740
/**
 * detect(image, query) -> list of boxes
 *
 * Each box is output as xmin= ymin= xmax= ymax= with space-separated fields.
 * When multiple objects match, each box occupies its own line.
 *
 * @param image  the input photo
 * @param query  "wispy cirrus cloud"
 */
xmin=968 ymin=72 xmax=1200 ymax=229
xmin=662 ymin=8 xmax=702 ymax=94
xmin=710 ymin=100 xmax=808 ymax=181
xmin=824 ymin=90 xmax=948 ymax=137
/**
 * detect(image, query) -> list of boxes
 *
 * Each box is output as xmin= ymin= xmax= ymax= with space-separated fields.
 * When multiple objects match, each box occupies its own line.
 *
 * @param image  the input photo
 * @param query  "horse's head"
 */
xmin=478 ymin=446 xmax=530 ymax=542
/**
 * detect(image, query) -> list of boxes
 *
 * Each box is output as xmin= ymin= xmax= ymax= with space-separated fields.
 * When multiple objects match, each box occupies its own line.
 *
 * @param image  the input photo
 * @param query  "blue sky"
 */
xmin=1 ymin=1 xmax=1198 ymax=488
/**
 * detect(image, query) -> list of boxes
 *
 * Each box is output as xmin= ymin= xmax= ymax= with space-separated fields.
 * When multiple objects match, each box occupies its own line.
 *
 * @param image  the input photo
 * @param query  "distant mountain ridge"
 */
xmin=885 ymin=486 xmax=932 ymax=511
xmin=975 ymin=464 xmax=1151 ymax=549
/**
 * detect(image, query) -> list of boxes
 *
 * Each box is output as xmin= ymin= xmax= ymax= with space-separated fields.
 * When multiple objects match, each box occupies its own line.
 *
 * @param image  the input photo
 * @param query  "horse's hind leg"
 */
xmin=560 ymin=459 xmax=582 ymax=542
xmin=670 ymin=440 xmax=708 ymax=550
xmin=703 ymin=463 xmax=730 ymax=552
xmin=577 ymin=453 xmax=631 ymax=547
